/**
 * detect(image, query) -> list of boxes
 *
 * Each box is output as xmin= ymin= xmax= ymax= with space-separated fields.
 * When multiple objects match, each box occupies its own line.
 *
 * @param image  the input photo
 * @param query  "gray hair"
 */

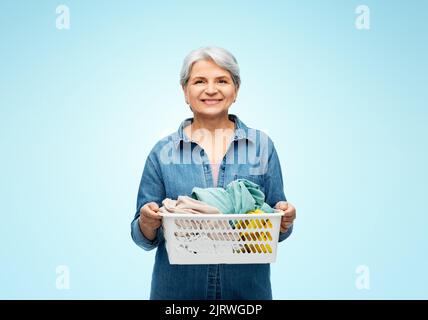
xmin=180 ymin=46 xmax=241 ymax=88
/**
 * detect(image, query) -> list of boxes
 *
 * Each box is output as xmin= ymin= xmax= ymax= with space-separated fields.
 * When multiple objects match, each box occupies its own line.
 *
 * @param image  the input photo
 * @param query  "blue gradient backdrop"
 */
xmin=0 ymin=1 xmax=427 ymax=299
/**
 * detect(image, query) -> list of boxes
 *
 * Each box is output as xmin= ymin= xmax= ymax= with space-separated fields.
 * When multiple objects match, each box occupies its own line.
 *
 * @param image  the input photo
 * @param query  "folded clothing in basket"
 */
xmin=191 ymin=178 xmax=274 ymax=214
xmin=247 ymin=208 xmax=265 ymax=214
xmin=159 ymin=196 xmax=222 ymax=214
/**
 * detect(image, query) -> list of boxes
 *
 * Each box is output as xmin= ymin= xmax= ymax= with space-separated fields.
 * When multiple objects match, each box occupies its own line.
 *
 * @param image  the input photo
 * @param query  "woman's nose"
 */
xmin=205 ymin=82 xmax=218 ymax=94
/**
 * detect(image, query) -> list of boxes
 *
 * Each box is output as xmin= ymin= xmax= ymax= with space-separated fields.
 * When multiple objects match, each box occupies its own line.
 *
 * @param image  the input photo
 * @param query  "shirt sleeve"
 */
xmin=279 ymin=224 xmax=293 ymax=242
xmin=130 ymin=153 xmax=166 ymax=251
xmin=263 ymin=140 xmax=293 ymax=243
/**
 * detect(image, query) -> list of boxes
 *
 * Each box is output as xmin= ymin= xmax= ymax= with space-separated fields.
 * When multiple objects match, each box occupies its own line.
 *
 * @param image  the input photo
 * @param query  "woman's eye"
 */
xmin=194 ymin=80 xmax=204 ymax=84
xmin=218 ymin=79 xmax=228 ymax=84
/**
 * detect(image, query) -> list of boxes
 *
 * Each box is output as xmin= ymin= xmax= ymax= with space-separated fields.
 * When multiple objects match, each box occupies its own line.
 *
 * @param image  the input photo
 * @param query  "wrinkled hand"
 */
xmin=139 ymin=202 xmax=162 ymax=240
xmin=275 ymin=201 xmax=296 ymax=233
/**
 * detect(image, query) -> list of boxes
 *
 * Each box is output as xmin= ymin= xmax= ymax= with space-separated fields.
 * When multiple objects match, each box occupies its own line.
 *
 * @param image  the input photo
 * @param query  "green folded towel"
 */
xmin=191 ymin=178 xmax=274 ymax=214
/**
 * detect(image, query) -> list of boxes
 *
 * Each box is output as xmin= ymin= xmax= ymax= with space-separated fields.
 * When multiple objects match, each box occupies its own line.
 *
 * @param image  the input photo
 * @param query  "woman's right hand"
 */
xmin=138 ymin=202 xmax=162 ymax=241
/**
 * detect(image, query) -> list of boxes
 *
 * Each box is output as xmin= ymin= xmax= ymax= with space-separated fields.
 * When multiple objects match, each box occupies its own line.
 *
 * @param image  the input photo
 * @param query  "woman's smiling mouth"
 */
xmin=201 ymin=99 xmax=223 ymax=105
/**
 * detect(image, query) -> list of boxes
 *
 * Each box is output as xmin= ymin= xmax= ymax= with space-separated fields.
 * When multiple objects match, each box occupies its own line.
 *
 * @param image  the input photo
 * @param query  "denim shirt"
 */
xmin=131 ymin=114 xmax=293 ymax=300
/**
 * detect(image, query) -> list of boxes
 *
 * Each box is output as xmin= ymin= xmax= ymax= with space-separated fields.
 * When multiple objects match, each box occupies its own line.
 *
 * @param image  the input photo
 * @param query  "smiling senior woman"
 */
xmin=131 ymin=46 xmax=296 ymax=300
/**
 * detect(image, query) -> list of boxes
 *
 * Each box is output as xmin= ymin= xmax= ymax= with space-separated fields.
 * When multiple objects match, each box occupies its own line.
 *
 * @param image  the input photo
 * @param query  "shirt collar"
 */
xmin=172 ymin=114 xmax=254 ymax=149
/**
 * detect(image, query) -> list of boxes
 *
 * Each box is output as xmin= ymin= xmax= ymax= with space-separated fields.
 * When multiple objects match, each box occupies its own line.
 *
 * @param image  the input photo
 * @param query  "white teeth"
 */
xmin=203 ymin=99 xmax=221 ymax=104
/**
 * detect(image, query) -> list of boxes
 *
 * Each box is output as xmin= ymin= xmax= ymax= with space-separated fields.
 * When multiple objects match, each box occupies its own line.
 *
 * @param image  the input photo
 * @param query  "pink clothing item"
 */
xmin=159 ymin=196 xmax=221 ymax=214
xmin=211 ymin=163 xmax=221 ymax=188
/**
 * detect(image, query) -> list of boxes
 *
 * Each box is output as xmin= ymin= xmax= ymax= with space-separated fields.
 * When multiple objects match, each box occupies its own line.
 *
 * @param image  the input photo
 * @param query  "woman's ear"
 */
xmin=234 ymin=86 xmax=239 ymax=102
xmin=182 ymin=85 xmax=189 ymax=104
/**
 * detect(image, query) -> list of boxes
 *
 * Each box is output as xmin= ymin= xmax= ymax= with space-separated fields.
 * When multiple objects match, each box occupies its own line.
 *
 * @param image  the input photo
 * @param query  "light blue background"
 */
xmin=1 ymin=0 xmax=427 ymax=299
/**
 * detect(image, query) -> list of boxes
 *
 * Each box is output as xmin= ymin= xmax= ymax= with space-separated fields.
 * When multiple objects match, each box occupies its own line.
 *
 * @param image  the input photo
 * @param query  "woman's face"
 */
xmin=183 ymin=59 xmax=238 ymax=117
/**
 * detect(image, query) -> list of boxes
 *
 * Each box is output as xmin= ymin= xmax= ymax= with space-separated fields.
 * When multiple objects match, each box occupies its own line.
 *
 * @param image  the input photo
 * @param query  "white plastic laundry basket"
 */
xmin=159 ymin=210 xmax=284 ymax=264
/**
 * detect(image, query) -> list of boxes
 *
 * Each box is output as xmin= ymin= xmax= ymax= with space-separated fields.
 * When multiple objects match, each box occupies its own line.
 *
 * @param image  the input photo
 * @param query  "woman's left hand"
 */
xmin=275 ymin=201 xmax=296 ymax=233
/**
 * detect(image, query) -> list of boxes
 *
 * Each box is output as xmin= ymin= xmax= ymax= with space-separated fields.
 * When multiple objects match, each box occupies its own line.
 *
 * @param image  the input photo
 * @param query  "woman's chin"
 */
xmin=194 ymin=106 xmax=229 ymax=117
